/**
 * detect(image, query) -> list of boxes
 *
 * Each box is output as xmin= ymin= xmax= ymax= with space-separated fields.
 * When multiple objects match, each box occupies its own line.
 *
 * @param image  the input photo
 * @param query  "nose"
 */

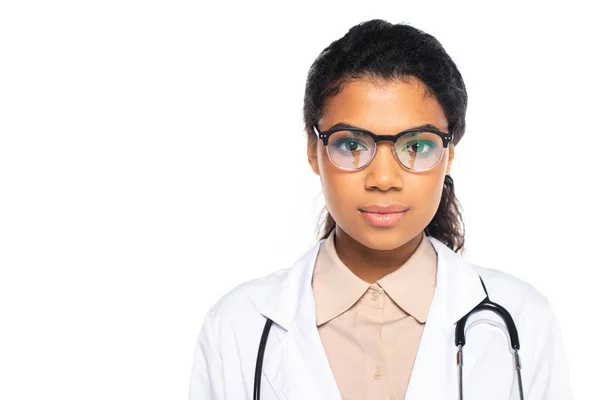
xmin=364 ymin=141 xmax=404 ymax=192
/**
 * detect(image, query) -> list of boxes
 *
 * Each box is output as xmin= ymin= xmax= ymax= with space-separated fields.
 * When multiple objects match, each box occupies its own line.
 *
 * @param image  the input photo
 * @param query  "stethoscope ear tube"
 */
xmin=455 ymin=276 xmax=524 ymax=400
xmin=456 ymin=276 xmax=520 ymax=350
xmin=254 ymin=318 xmax=273 ymax=400
xmin=455 ymin=300 xmax=521 ymax=350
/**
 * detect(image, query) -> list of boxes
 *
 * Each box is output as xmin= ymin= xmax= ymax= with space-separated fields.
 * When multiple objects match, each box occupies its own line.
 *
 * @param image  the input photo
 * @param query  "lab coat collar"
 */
xmin=255 ymin=234 xmax=488 ymax=399
xmin=256 ymin=234 xmax=486 ymax=330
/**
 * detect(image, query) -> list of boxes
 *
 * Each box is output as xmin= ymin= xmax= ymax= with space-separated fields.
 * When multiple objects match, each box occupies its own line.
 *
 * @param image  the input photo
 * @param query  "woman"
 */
xmin=188 ymin=19 xmax=571 ymax=399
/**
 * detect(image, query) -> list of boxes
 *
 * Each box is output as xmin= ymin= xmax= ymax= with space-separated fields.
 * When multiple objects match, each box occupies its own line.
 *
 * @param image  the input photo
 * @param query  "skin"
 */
xmin=307 ymin=76 xmax=454 ymax=284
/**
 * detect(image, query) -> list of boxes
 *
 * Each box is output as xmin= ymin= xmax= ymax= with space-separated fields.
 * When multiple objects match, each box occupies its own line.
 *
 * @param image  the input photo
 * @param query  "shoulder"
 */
xmin=203 ymin=265 xmax=290 ymax=327
xmin=430 ymin=235 xmax=554 ymax=326
xmin=193 ymin=265 xmax=293 ymax=367
xmin=468 ymin=263 xmax=562 ymax=361
xmin=189 ymin=264 xmax=300 ymax=399
xmin=203 ymin=240 xmax=323 ymax=333
xmin=467 ymin=265 xmax=572 ymax=397
xmin=469 ymin=263 xmax=555 ymax=333
xmin=471 ymin=264 xmax=551 ymax=314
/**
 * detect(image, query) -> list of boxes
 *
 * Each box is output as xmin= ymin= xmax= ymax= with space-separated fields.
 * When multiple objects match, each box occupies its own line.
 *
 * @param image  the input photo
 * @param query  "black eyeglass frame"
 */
xmin=312 ymin=124 xmax=454 ymax=171
xmin=312 ymin=124 xmax=453 ymax=147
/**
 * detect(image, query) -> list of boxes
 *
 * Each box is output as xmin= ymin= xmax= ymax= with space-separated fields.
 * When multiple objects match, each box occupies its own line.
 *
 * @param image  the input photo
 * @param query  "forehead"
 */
xmin=320 ymin=77 xmax=448 ymax=133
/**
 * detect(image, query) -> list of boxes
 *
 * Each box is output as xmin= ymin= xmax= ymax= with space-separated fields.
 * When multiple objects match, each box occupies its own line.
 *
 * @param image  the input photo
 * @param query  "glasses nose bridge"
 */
xmin=372 ymin=134 xmax=398 ymax=144
xmin=370 ymin=134 xmax=399 ymax=162
xmin=368 ymin=135 xmax=401 ymax=170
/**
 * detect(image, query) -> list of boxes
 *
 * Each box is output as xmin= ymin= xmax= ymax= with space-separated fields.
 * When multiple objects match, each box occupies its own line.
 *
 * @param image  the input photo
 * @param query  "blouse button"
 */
xmin=371 ymin=291 xmax=380 ymax=301
xmin=373 ymin=365 xmax=383 ymax=380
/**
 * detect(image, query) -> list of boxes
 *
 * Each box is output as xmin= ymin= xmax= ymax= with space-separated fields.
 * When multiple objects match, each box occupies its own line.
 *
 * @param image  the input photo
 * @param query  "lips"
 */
xmin=358 ymin=204 xmax=410 ymax=213
xmin=358 ymin=204 xmax=409 ymax=227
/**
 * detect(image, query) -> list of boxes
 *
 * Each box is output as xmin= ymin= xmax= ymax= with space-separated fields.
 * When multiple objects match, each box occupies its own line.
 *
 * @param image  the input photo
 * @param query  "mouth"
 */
xmin=358 ymin=204 xmax=409 ymax=213
xmin=358 ymin=204 xmax=410 ymax=227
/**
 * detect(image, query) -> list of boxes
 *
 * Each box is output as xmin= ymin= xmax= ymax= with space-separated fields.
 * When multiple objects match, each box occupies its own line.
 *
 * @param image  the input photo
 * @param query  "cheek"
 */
xmin=317 ymin=147 xmax=361 ymax=210
xmin=404 ymin=159 xmax=448 ymax=221
xmin=404 ymin=174 xmax=445 ymax=213
xmin=320 ymin=164 xmax=359 ymax=204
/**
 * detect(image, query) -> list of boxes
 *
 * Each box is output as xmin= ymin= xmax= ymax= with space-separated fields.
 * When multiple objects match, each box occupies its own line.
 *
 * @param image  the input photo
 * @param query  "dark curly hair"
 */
xmin=303 ymin=19 xmax=468 ymax=253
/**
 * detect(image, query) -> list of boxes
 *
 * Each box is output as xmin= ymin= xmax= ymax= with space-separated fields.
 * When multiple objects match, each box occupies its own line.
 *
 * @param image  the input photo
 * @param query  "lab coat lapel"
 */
xmin=263 ymin=288 xmax=342 ymax=400
xmin=258 ymin=240 xmax=342 ymax=400
xmin=404 ymin=236 xmax=487 ymax=399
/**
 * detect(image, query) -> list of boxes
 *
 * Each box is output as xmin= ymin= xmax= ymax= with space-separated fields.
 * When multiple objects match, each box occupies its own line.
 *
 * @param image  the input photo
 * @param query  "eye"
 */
xmin=333 ymin=138 xmax=369 ymax=152
xmin=400 ymin=139 xmax=437 ymax=156
xmin=329 ymin=130 xmax=372 ymax=153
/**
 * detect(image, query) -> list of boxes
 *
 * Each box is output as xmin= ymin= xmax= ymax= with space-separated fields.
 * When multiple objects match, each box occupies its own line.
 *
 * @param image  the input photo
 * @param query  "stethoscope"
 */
xmin=253 ymin=276 xmax=524 ymax=400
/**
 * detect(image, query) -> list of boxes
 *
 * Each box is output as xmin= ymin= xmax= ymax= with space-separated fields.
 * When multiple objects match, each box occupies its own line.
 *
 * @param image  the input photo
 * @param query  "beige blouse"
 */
xmin=311 ymin=229 xmax=438 ymax=400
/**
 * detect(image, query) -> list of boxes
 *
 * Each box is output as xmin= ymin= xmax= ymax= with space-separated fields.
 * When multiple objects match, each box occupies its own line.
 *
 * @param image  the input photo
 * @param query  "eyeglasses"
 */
xmin=313 ymin=123 xmax=453 ymax=172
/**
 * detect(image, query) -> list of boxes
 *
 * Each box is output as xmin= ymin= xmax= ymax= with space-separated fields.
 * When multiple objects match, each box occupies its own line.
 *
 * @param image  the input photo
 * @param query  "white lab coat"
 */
xmin=188 ymin=235 xmax=572 ymax=399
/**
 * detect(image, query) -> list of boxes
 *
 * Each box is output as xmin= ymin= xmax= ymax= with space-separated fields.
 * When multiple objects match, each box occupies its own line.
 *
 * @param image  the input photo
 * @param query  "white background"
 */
xmin=1 ymin=1 xmax=598 ymax=399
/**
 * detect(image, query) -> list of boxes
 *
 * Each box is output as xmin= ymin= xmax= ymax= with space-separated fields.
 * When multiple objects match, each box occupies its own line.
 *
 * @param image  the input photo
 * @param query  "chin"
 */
xmin=345 ymin=225 xmax=417 ymax=252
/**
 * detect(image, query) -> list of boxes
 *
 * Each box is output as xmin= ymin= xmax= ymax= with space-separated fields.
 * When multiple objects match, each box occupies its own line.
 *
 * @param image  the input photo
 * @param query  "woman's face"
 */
xmin=308 ymin=77 xmax=454 ymax=251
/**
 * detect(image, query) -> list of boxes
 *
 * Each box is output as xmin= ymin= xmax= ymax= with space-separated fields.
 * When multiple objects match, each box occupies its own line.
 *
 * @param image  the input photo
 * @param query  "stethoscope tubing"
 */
xmin=455 ymin=277 xmax=523 ymax=399
xmin=253 ymin=318 xmax=273 ymax=400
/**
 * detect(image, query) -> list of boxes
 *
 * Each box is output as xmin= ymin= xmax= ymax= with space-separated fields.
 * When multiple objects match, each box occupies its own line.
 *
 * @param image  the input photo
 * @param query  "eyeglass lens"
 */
xmin=325 ymin=130 xmax=445 ymax=171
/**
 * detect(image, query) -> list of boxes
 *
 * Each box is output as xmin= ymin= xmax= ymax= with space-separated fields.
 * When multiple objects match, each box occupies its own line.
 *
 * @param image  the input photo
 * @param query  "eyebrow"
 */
xmin=326 ymin=122 xmax=444 ymax=132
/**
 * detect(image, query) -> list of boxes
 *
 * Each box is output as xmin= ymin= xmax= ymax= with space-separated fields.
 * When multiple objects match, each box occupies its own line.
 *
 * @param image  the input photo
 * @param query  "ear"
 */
xmin=307 ymin=139 xmax=320 ymax=175
xmin=445 ymin=143 xmax=454 ymax=175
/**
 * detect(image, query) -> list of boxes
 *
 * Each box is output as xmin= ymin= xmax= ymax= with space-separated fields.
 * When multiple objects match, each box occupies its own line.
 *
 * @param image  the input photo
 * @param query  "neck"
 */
xmin=333 ymin=227 xmax=423 ymax=284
